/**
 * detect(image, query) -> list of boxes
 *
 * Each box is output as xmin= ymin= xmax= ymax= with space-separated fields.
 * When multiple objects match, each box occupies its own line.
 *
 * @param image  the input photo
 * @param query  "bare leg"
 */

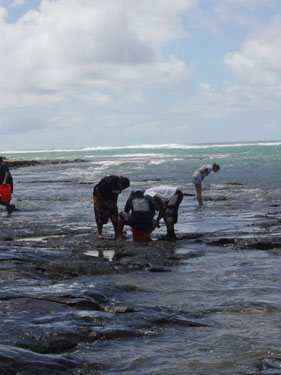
xmin=110 ymin=213 xmax=119 ymax=239
xmin=116 ymin=214 xmax=125 ymax=240
xmin=1 ymin=200 xmax=15 ymax=215
xmin=195 ymin=184 xmax=203 ymax=206
xmin=97 ymin=224 xmax=104 ymax=239
xmin=93 ymin=199 xmax=104 ymax=239
xmin=163 ymin=218 xmax=177 ymax=240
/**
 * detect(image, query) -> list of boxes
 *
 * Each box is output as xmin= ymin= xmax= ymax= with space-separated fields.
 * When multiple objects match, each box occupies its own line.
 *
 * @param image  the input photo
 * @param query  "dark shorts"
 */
xmin=94 ymin=196 xmax=118 ymax=225
xmin=120 ymin=211 xmax=154 ymax=232
xmin=163 ymin=190 xmax=183 ymax=223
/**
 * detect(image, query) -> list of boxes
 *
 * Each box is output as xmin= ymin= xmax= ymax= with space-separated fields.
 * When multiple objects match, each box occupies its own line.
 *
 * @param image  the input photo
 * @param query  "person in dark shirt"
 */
xmin=0 ymin=157 xmax=13 ymax=192
xmin=116 ymin=190 xmax=156 ymax=241
xmin=0 ymin=157 xmax=15 ymax=215
xmin=93 ymin=175 xmax=130 ymax=239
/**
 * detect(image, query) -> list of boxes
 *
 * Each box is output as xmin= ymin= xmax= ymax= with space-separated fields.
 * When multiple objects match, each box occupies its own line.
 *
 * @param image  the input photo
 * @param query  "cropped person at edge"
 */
xmin=0 ymin=156 xmax=15 ymax=215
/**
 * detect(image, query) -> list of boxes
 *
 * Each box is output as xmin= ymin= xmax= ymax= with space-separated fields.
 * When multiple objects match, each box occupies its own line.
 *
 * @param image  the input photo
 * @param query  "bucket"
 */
xmin=0 ymin=184 xmax=11 ymax=203
xmin=132 ymin=229 xmax=151 ymax=242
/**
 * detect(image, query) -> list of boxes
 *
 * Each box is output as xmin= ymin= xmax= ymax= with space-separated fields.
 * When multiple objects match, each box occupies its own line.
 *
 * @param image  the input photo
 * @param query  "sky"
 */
xmin=0 ymin=0 xmax=281 ymax=150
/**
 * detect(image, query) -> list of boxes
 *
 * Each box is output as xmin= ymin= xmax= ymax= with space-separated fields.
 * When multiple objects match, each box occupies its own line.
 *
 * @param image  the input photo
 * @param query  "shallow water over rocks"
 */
xmin=1 ymin=217 xmax=281 ymax=374
xmin=1 ymin=158 xmax=281 ymax=374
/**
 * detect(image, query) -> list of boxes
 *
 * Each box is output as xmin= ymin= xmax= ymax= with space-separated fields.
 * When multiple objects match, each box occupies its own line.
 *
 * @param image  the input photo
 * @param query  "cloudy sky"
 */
xmin=0 ymin=0 xmax=281 ymax=150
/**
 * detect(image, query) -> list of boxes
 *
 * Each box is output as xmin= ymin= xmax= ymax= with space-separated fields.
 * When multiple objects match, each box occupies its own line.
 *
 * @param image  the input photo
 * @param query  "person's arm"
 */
xmin=110 ymin=193 xmax=119 ymax=211
xmin=94 ymin=187 xmax=106 ymax=204
xmin=154 ymin=194 xmax=165 ymax=227
xmin=2 ymin=171 xmax=8 ymax=185
xmin=124 ymin=198 xmax=132 ymax=213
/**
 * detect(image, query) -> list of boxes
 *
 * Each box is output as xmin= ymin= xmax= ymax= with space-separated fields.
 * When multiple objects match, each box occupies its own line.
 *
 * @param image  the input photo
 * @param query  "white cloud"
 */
xmin=180 ymin=13 xmax=281 ymax=120
xmin=0 ymin=0 xmax=193 ymax=98
xmin=78 ymin=91 xmax=112 ymax=107
xmin=264 ymin=122 xmax=281 ymax=134
xmin=1 ymin=0 xmax=281 ymax=148
xmin=125 ymin=121 xmax=160 ymax=135
xmin=225 ymin=15 xmax=281 ymax=87
xmin=172 ymin=77 xmax=281 ymax=121
xmin=0 ymin=6 xmax=7 ymax=19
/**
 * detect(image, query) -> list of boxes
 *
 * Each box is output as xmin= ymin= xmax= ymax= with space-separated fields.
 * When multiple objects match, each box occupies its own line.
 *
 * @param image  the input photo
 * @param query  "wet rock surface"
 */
xmin=1 ymin=216 xmax=281 ymax=374
xmin=247 ymin=357 xmax=281 ymax=374
xmin=0 ymin=218 xmax=210 ymax=374
xmin=1 ymin=158 xmax=281 ymax=374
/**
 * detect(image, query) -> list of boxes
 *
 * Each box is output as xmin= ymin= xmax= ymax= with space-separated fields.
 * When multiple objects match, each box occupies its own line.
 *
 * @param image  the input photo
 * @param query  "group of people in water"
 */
xmin=0 ymin=156 xmax=220 ymax=240
xmin=92 ymin=163 xmax=220 ymax=241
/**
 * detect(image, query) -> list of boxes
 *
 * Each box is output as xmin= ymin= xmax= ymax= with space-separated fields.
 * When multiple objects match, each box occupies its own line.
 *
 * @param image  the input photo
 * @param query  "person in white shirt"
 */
xmin=144 ymin=185 xmax=183 ymax=240
xmin=192 ymin=163 xmax=220 ymax=206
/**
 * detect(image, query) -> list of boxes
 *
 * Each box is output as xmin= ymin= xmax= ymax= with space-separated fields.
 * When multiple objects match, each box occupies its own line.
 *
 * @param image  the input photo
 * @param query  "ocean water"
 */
xmin=1 ymin=141 xmax=281 ymax=374
xmin=5 ymin=141 xmax=281 ymax=235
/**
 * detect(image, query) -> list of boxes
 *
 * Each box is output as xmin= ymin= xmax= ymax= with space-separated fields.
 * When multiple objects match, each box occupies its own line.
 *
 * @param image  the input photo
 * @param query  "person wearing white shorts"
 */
xmin=192 ymin=163 xmax=220 ymax=206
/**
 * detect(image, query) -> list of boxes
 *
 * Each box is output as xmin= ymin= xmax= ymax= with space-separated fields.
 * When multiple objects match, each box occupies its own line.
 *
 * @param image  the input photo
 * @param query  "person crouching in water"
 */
xmin=93 ymin=175 xmax=130 ymax=239
xmin=192 ymin=163 xmax=220 ymax=207
xmin=117 ymin=190 xmax=157 ymax=241
xmin=144 ymin=186 xmax=183 ymax=241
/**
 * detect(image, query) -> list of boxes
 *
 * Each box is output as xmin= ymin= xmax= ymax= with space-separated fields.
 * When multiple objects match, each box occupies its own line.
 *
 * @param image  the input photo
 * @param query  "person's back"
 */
xmin=144 ymin=185 xmax=178 ymax=202
xmin=125 ymin=190 xmax=155 ymax=231
xmin=94 ymin=175 xmax=121 ymax=200
xmin=93 ymin=175 xmax=130 ymax=239
xmin=144 ymin=185 xmax=183 ymax=240
xmin=192 ymin=165 xmax=213 ymax=183
xmin=117 ymin=190 xmax=156 ymax=240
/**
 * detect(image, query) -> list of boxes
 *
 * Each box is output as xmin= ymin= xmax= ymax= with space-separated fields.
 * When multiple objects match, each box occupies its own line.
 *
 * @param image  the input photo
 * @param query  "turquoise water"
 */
xmin=2 ymin=141 xmax=281 ymax=186
xmin=3 ymin=140 xmax=280 ymax=238
xmin=1 ymin=141 xmax=281 ymax=374
xmin=2 ymin=141 xmax=281 ymax=161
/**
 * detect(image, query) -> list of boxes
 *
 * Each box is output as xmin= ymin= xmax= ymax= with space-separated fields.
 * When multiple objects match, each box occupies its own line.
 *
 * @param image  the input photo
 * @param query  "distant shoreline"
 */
xmin=3 ymin=158 xmax=87 ymax=169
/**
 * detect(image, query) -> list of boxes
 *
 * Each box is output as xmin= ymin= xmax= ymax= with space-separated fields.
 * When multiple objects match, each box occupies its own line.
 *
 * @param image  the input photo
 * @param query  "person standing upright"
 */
xmin=0 ymin=157 xmax=15 ymax=215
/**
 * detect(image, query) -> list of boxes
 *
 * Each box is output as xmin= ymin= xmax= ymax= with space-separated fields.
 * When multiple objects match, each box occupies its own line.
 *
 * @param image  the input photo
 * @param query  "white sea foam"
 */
xmin=150 ymin=159 xmax=167 ymax=165
xmin=77 ymin=141 xmax=281 ymax=151
xmin=1 ymin=140 xmax=280 ymax=155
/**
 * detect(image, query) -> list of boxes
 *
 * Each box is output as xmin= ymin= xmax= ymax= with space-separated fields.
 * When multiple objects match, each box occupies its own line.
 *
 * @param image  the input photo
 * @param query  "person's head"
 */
xmin=0 ymin=157 xmax=3 ymax=164
xmin=213 ymin=163 xmax=220 ymax=172
xmin=119 ymin=176 xmax=130 ymax=190
xmin=130 ymin=190 xmax=144 ymax=199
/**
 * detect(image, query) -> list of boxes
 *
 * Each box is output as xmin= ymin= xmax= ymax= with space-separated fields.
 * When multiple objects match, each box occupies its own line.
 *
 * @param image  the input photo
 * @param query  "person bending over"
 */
xmin=144 ymin=185 xmax=183 ymax=241
xmin=93 ymin=175 xmax=130 ymax=239
xmin=192 ymin=163 xmax=220 ymax=206
xmin=117 ymin=190 xmax=156 ymax=241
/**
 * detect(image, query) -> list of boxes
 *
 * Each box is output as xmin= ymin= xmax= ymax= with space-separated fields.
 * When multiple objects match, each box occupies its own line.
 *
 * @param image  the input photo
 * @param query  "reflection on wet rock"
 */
xmin=1 ymin=162 xmax=281 ymax=374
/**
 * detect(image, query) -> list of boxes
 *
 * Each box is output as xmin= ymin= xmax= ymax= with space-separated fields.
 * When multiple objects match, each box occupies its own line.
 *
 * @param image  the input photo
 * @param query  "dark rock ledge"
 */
xmin=1 ymin=157 xmax=87 ymax=169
